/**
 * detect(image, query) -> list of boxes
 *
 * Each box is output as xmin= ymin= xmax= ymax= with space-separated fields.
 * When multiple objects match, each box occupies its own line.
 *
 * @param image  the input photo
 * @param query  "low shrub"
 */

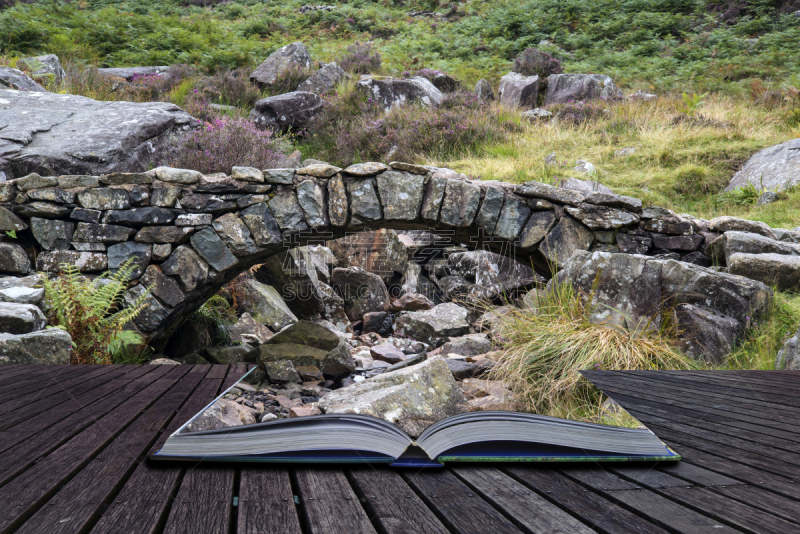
xmin=338 ymin=41 xmax=381 ymax=74
xmin=512 ymin=48 xmax=563 ymax=79
xmin=551 ymin=101 xmax=607 ymax=126
xmin=491 ymin=279 xmax=701 ymax=422
xmin=672 ymin=164 xmax=728 ymax=197
xmin=189 ymin=67 xmax=263 ymax=108
xmin=305 ymin=89 xmax=514 ymax=165
xmin=43 ymin=260 xmax=148 ymax=364
xmin=54 ymin=63 xmax=197 ymax=104
xmin=163 ymin=116 xmax=286 ymax=173
xmin=728 ymin=292 xmax=800 ymax=370
xmin=716 ymin=182 xmax=763 ymax=205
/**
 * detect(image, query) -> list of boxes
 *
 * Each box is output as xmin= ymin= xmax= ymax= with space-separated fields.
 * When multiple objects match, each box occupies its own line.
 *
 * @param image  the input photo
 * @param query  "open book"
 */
xmin=151 ymin=372 xmax=679 ymax=467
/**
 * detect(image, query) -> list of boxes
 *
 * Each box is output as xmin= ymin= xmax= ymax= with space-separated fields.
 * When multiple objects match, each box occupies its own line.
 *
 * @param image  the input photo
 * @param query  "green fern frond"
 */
xmin=42 ymin=258 xmax=152 ymax=364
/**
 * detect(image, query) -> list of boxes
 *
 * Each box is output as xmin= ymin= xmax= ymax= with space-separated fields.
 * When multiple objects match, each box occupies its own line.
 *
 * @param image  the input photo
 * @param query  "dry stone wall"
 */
xmin=0 ymin=160 xmax=742 ymax=345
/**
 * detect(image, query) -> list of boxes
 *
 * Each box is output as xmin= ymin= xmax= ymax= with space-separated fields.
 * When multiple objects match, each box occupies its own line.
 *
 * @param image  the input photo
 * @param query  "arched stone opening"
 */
xmin=0 ymin=161 xmax=650 ymax=348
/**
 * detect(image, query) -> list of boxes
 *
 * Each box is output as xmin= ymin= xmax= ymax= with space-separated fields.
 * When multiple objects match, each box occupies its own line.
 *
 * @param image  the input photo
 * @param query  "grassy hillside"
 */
xmin=2 ymin=1 xmax=799 ymax=224
xmin=2 ymin=0 xmax=800 ymax=91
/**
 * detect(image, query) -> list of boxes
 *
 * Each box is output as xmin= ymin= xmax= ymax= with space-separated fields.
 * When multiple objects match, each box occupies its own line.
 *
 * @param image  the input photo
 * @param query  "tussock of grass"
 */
xmin=725 ymin=292 xmax=800 ymax=371
xmin=490 ymin=279 xmax=702 ymax=424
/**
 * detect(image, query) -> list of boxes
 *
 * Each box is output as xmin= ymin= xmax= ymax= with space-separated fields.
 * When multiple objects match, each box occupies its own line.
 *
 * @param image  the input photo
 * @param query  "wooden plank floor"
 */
xmin=0 ymin=366 xmax=797 ymax=534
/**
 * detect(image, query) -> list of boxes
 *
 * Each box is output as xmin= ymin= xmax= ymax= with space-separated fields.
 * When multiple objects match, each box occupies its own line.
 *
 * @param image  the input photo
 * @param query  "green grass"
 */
xmin=491 ymin=279 xmax=703 ymax=423
xmin=2 ymin=0 xmax=799 ymax=92
xmin=441 ymin=94 xmax=800 ymax=227
xmin=725 ymin=291 xmax=800 ymax=370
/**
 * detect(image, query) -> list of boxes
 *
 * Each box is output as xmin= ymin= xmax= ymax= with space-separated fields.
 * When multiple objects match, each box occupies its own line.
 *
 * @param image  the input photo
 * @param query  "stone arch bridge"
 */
xmin=1 ymin=160 xmax=706 ymax=346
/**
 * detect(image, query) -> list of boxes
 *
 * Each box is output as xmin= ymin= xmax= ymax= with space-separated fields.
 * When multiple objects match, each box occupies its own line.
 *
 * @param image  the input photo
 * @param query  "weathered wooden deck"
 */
xmin=0 ymin=365 xmax=797 ymax=534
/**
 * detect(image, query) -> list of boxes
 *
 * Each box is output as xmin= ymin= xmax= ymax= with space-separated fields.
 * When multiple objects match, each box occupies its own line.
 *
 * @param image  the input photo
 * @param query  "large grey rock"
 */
xmin=36 ymin=251 xmax=107 ymax=273
xmin=0 ymin=329 xmax=72 ymax=364
xmin=0 ymin=302 xmax=46 ymax=334
xmin=0 ymin=206 xmax=27 ymax=233
xmin=107 ymin=242 xmax=152 ymax=278
xmin=474 ymin=187 xmax=505 ymax=234
xmin=440 ymin=333 xmax=493 ymax=357
xmin=330 ymin=267 xmax=390 ymax=321
xmin=249 ymin=91 xmax=324 ymax=133
xmin=211 ymin=213 xmax=259 ymax=256
xmin=0 ymin=67 xmax=46 ymax=92
xmin=356 ymin=76 xmax=443 ymax=112
xmin=584 ymin=191 xmax=642 ymax=212
xmin=0 ymin=284 xmax=44 ymax=305
xmin=475 ymin=79 xmax=495 ymax=102
xmin=96 ymin=66 xmax=170 ymax=81
xmin=498 ymin=72 xmax=539 ymax=108
xmin=15 ymin=202 xmax=71 ymax=219
xmin=706 ymin=231 xmax=800 ymax=265
xmin=241 ymin=202 xmax=283 ymax=246
xmin=376 ymin=170 xmax=425 ymax=220
xmin=255 ymin=246 xmax=348 ymax=329
xmin=153 ymin=166 xmax=201 ymax=185
xmin=103 ymin=207 xmax=176 ymax=226
xmin=554 ymin=251 xmax=772 ymax=360
xmin=250 ymin=42 xmax=312 ymax=88
xmin=318 ymin=356 xmax=467 ymax=438
xmin=394 ymin=303 xmax=470 ymax=347
xmin=141 ymin=265 xmax=185 ymax=307
xmin=259 ymin=320 xmax=355 ymax=379
xmin=268 ymin=188 xmax=308 ymax=232
xmin=30 ymin=217 xmax=74 ymax=251
xmin=565 ymin=203 xmax=639 ymax=230
xmin=77 ymin=188 xmax=130 ymax=210
xmin=728 ymin=253 xmax=800 ymax=291
xmin=190 ymin=228 xmax=238 ymax=272
xmin=518 ymin=211 xmax=557 ymax=250
xmin=707 ymin=216 xmax=776 ymax=239
xmin=328 ymin=229 xmax=409 ymax=282
xmin=238 ymin=279 xmax=298 ymax=331
xmin=185 ymin=399 xmax=258 ymax=432
xmin=0 ymin=243 xmax=31 ymax=275
xmin=344 ymin=162 xmax=389 ymax=176
xmin=161 ymin=245 xmax=208 ymax=292
xmin=297 ymin=62 xmax=348 ymax=95
xmin=544 ymin=73 xmax=623 ymax=105
xmin=17 ymin=55 xmax=66 ymax=84
xmin=296 ymin=180 xmax=329 ymax=228
xmin=234 ymin=312 xmax=273 ymax=345
xmin=725 ymin=138 xmax=800 ymax=192
xmin=776 ymin=325 xmax=800 ymax=370
xmin=493 ymin=195 xmax=531 ymax=240
xmin=439 ymin=179 xmax=481 ymax=227
xmin=73 ymin=222 xmax=135 ymax=243
xmin=539 ymin=216 xmax=595 ymax=269
xmin=515 ymin=181 xmax=587 ymax=206
xmin=205 ymin=343 xmax=257 ymax=364
xmin=420 ymin=173 xmax=447 ymax=223
xmin=0 ymin=90 xmax=197 ymax=179
xmin=263 ymin=360 xmax=301 ymax=383
xmin=674 ymin=303 xmax=741 ymax=363
xmin=437 ymin=250 xmax=541 ymax=302
xmin=346 ymin=177 xmax=382 ymax=223
xmin=124 ymin=284 xmax=169 ymax=333
xmin=327 ymin=174 xmax=349 ymax=227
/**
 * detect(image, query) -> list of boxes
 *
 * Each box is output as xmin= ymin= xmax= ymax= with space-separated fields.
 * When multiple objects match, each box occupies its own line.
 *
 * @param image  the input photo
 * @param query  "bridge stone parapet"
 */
xmin=0 ymin=161 xmax=715 ymax=344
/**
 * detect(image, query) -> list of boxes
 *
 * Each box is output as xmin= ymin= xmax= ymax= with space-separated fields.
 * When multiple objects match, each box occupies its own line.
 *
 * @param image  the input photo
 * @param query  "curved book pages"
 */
xmin=151 ymin=372 xmax=680 ymax=468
